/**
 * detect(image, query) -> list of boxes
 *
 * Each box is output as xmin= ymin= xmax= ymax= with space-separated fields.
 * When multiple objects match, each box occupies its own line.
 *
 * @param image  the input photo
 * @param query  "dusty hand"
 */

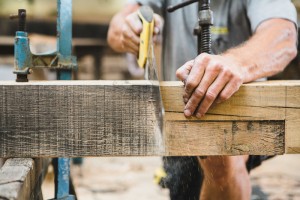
xmin=120 ymin=12 xmax=163 ymax=55
xmin=176 ymin=53 xmax=246 ymax=118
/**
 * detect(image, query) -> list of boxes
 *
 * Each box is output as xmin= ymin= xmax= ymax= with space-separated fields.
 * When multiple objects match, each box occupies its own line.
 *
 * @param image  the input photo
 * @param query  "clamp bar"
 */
xmin=167 ymin=0 xmax=198 ymax=12
xmin=54 ymin=0 xmax=74 ymax=200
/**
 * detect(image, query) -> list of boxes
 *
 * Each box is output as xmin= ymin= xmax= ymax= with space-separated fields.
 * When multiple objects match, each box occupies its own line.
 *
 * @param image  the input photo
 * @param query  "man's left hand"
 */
xmin=176 ymin=53 xmax=246 ymax=118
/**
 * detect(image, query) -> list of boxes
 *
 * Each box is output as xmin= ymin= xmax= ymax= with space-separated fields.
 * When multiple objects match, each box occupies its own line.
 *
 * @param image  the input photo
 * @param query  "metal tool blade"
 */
xmin=144 ymin=42 xmax=164 ymax=137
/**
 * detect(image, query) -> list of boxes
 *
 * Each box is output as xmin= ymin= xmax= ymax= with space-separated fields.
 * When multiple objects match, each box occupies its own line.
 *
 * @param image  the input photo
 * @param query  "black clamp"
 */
xmin=167 ymin=0 xmax=213 ymax=54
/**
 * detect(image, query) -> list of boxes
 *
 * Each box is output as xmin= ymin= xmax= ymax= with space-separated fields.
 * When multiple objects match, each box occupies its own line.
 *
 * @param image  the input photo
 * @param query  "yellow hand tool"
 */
xmin=137 ymin=6 xmax=164 ymax=137
xmin=137 ymin=6 xmax=155 ymax=69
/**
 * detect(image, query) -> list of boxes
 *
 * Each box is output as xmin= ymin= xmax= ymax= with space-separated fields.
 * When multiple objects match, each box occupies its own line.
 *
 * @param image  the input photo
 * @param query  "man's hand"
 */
xmin=107 ymin=4 xmax=163 ymax=55
xmin=176 ymin=53 xmax=246 ymax=118
xmin=120 ymin=12 xmax=143 ymax=55
xmin=176 ymin=19 xmax=297 ymax=118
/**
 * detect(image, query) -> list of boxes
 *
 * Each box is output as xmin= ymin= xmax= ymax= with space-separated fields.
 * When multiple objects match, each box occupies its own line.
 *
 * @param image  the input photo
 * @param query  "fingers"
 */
xmin=122 ymin=12 xmax=164 ymax=54
xmin=215 ymin=76 xmax=242 ymax=104
xmin=194 ymin=74 xmax=229 ymax=117
xmin=121 ymin=37 xmax=138 ymax=55
xmin=183 ymin=54 xmax=210 ymax=104
xmin=176 ymin=60 xmax=194 ymax=82
xmin=123 ymin=25 xmax=140 ymax=46
xmin=125 ymin=12 xmax=143 ymax=35
xmin=184 ymin=63 xmax=220 ymax=117
xmin=120 ymin=12 xmax=143 ymax=54
xmin=121 ymin=25 xmax=139 ymax=54
xmin=181 ymin=53 xmax=244 ymax=118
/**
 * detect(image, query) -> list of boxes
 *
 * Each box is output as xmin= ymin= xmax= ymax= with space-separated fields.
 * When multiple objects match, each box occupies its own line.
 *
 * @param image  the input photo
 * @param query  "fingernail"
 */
xmin=154 ymin=27 xmax=160 ymax=34
xmin=196 ymin=113 xmax=202 ymax=118
xmin=184 ymin=109 xmax=191 ymax=117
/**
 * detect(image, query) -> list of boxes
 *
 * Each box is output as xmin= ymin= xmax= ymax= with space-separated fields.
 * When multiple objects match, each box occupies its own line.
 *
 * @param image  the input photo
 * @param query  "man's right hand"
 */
xmin=120 ymin=11 xmax=143 ymax=55
xmin=108 ymin=4 xmax=163 ymax=56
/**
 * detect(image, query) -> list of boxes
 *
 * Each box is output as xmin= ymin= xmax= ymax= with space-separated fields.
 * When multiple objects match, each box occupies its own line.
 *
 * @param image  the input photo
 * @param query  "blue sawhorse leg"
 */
xmin=53 ymin=0 xmax=76 ymax=199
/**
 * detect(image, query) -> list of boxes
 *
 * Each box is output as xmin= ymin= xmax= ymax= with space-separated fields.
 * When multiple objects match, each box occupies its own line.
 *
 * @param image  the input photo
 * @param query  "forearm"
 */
xmin=107 ymin=4 xmax=140 ymax=53
xmin=176 ymin=18 xmax=297 ymax=118
xmin=224 ymin=19 xmax=297 ymax=83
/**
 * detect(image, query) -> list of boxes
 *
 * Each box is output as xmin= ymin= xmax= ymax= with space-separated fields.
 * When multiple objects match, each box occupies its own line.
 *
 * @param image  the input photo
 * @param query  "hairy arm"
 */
xmin=226 ymin=19 xmax=297 ymax=82
xmin=176 ymin=19 xmax=297 ymax=118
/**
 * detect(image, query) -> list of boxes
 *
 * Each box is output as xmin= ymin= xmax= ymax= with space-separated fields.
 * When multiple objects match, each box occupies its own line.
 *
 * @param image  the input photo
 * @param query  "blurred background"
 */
xmin=1 ymin=0 xmax=300 ymax=199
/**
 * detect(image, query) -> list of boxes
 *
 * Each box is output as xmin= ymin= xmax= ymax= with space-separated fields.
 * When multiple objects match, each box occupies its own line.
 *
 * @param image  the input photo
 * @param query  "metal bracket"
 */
xmin=12 ymin=0 xmax=77 ymax=199
xmin=12 ymin=0 xmax=77 ymax=82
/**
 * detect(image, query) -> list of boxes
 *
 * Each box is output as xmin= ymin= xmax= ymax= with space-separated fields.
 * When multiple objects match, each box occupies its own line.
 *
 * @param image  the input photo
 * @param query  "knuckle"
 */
xmin=232 ymin=77 xmax=243 ymax=87
xmin=214 ymin=63 xmax=222 ymax=71
xmin=188 ymin=98 xmax=199 ymax=109
xmin=120 ymin=37 xmax=126 ymax=45
xmin=221 ymin=68 xmax=232 ymax=78
xmin=193 ymin=59 xmax=202 ymax=68
xmin=208 ymin=62 xmax=222 ymax=73
xmin=123 ymin=31 xmax=132 ymax=39
xmin=195 ymin=53 xmax=211 ymax=66
xmin=176 ymin=69 xmax=183 ymax=80
xmin=219 ymin=93 xmax=229 ymax=102
xmin=200 ymin=53 xmax=211 ymax=61
xmin=206 ymin=90 xmax=217 ymax=101
xmin=124 ymin=15 xmax=132 ymax=25
xmin=194 ymin=88 xmax=205 ymax=98
xmin=121 ymin=26 xmax=130 ymax=38
xmin=236 ymin=76 xmax=243 ymax=83
xmin=186 ymin=80 xmax=198 ymax=91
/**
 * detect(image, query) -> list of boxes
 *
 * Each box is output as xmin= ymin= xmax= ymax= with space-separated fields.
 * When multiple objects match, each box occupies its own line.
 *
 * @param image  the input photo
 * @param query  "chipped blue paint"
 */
xmin=57 ymin=0 xmax=72 ymax=57
xmin=13 ymin=0 xmax=77 ymax=77
xmin=14 ymin=31 xmax=31 ymax=74
xmin=13 ymin=0 xmax=76 ymax=198
xmin=56 ymin=158 xmax=74 ymax=199
xmin=55 ymin=0 xmax=74 ymax=200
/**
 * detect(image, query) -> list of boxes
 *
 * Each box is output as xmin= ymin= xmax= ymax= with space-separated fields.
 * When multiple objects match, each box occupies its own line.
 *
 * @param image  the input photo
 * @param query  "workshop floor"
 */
xmin=40 ymin=156 xmax=300 ymax=200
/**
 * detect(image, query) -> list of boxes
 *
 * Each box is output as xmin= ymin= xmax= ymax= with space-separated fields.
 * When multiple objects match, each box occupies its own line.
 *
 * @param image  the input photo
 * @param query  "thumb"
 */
xmin=176 ymin=60 xmax=194 ymax=83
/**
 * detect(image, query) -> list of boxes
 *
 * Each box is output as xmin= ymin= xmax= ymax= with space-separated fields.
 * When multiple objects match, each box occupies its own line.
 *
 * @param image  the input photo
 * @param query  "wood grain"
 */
xmin=161 ymin=81 xmax=286 ymax=120
xmin=0 ymin=158 xmax=49 ymax=200
xmin=0 ymin=80 xmax=299 ymax=157
xmin=165 ymin=121 xmax=284 ymax=156
xmin=0 ymin=81 xmax=163 ymax=157
xmin=286 ymin=84 xmax=300 ymax=153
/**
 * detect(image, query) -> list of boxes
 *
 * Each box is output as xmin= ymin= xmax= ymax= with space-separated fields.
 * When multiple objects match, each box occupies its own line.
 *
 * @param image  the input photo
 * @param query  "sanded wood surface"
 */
xmin=0 ymin=158 xmax=49 ymax=200
xmin=0 ymin=80 xmax=300 ymax=157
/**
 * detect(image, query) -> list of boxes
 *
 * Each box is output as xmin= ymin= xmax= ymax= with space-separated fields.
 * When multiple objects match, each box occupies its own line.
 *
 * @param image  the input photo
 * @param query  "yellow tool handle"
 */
xmin=137 ymin=6 xmax=154 ymax=68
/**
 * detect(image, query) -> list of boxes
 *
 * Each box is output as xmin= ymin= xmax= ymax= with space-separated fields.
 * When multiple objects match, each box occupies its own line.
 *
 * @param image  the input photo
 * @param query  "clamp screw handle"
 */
xmin=10 ymin=9 xmax=26 ymax=32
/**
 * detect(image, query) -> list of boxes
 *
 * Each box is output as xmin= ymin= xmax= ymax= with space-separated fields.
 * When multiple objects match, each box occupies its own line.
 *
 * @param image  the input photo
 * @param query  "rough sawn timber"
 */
xmin=0 ymin=158 xmax=49 ymax=200
xmin=0 ymin=80 xmax=299 ymax=157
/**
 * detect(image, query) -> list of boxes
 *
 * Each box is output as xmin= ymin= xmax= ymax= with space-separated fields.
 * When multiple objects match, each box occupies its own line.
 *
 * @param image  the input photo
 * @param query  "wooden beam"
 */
xmin=286 ymin=85 xmax=300 ymax=154
xmin=0 ymin=80 xmax=299 ymax=157
xmin=0 ymin=158 xmax=49 ymax=200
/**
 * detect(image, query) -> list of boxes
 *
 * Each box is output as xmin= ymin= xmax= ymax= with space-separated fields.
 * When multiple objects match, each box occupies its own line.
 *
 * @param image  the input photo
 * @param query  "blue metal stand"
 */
xmin=12 ymin=0 xmax=77 ymax=199
xmin=54 ymin=0 xmax=75 ymax=200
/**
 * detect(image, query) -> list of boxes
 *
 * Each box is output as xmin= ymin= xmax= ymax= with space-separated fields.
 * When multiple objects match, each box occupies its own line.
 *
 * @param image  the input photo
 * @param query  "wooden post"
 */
xmin=0 ymin=80 xmax=299 ymax=157
xmin=0 ymin=158 xmax=50 ymax=200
